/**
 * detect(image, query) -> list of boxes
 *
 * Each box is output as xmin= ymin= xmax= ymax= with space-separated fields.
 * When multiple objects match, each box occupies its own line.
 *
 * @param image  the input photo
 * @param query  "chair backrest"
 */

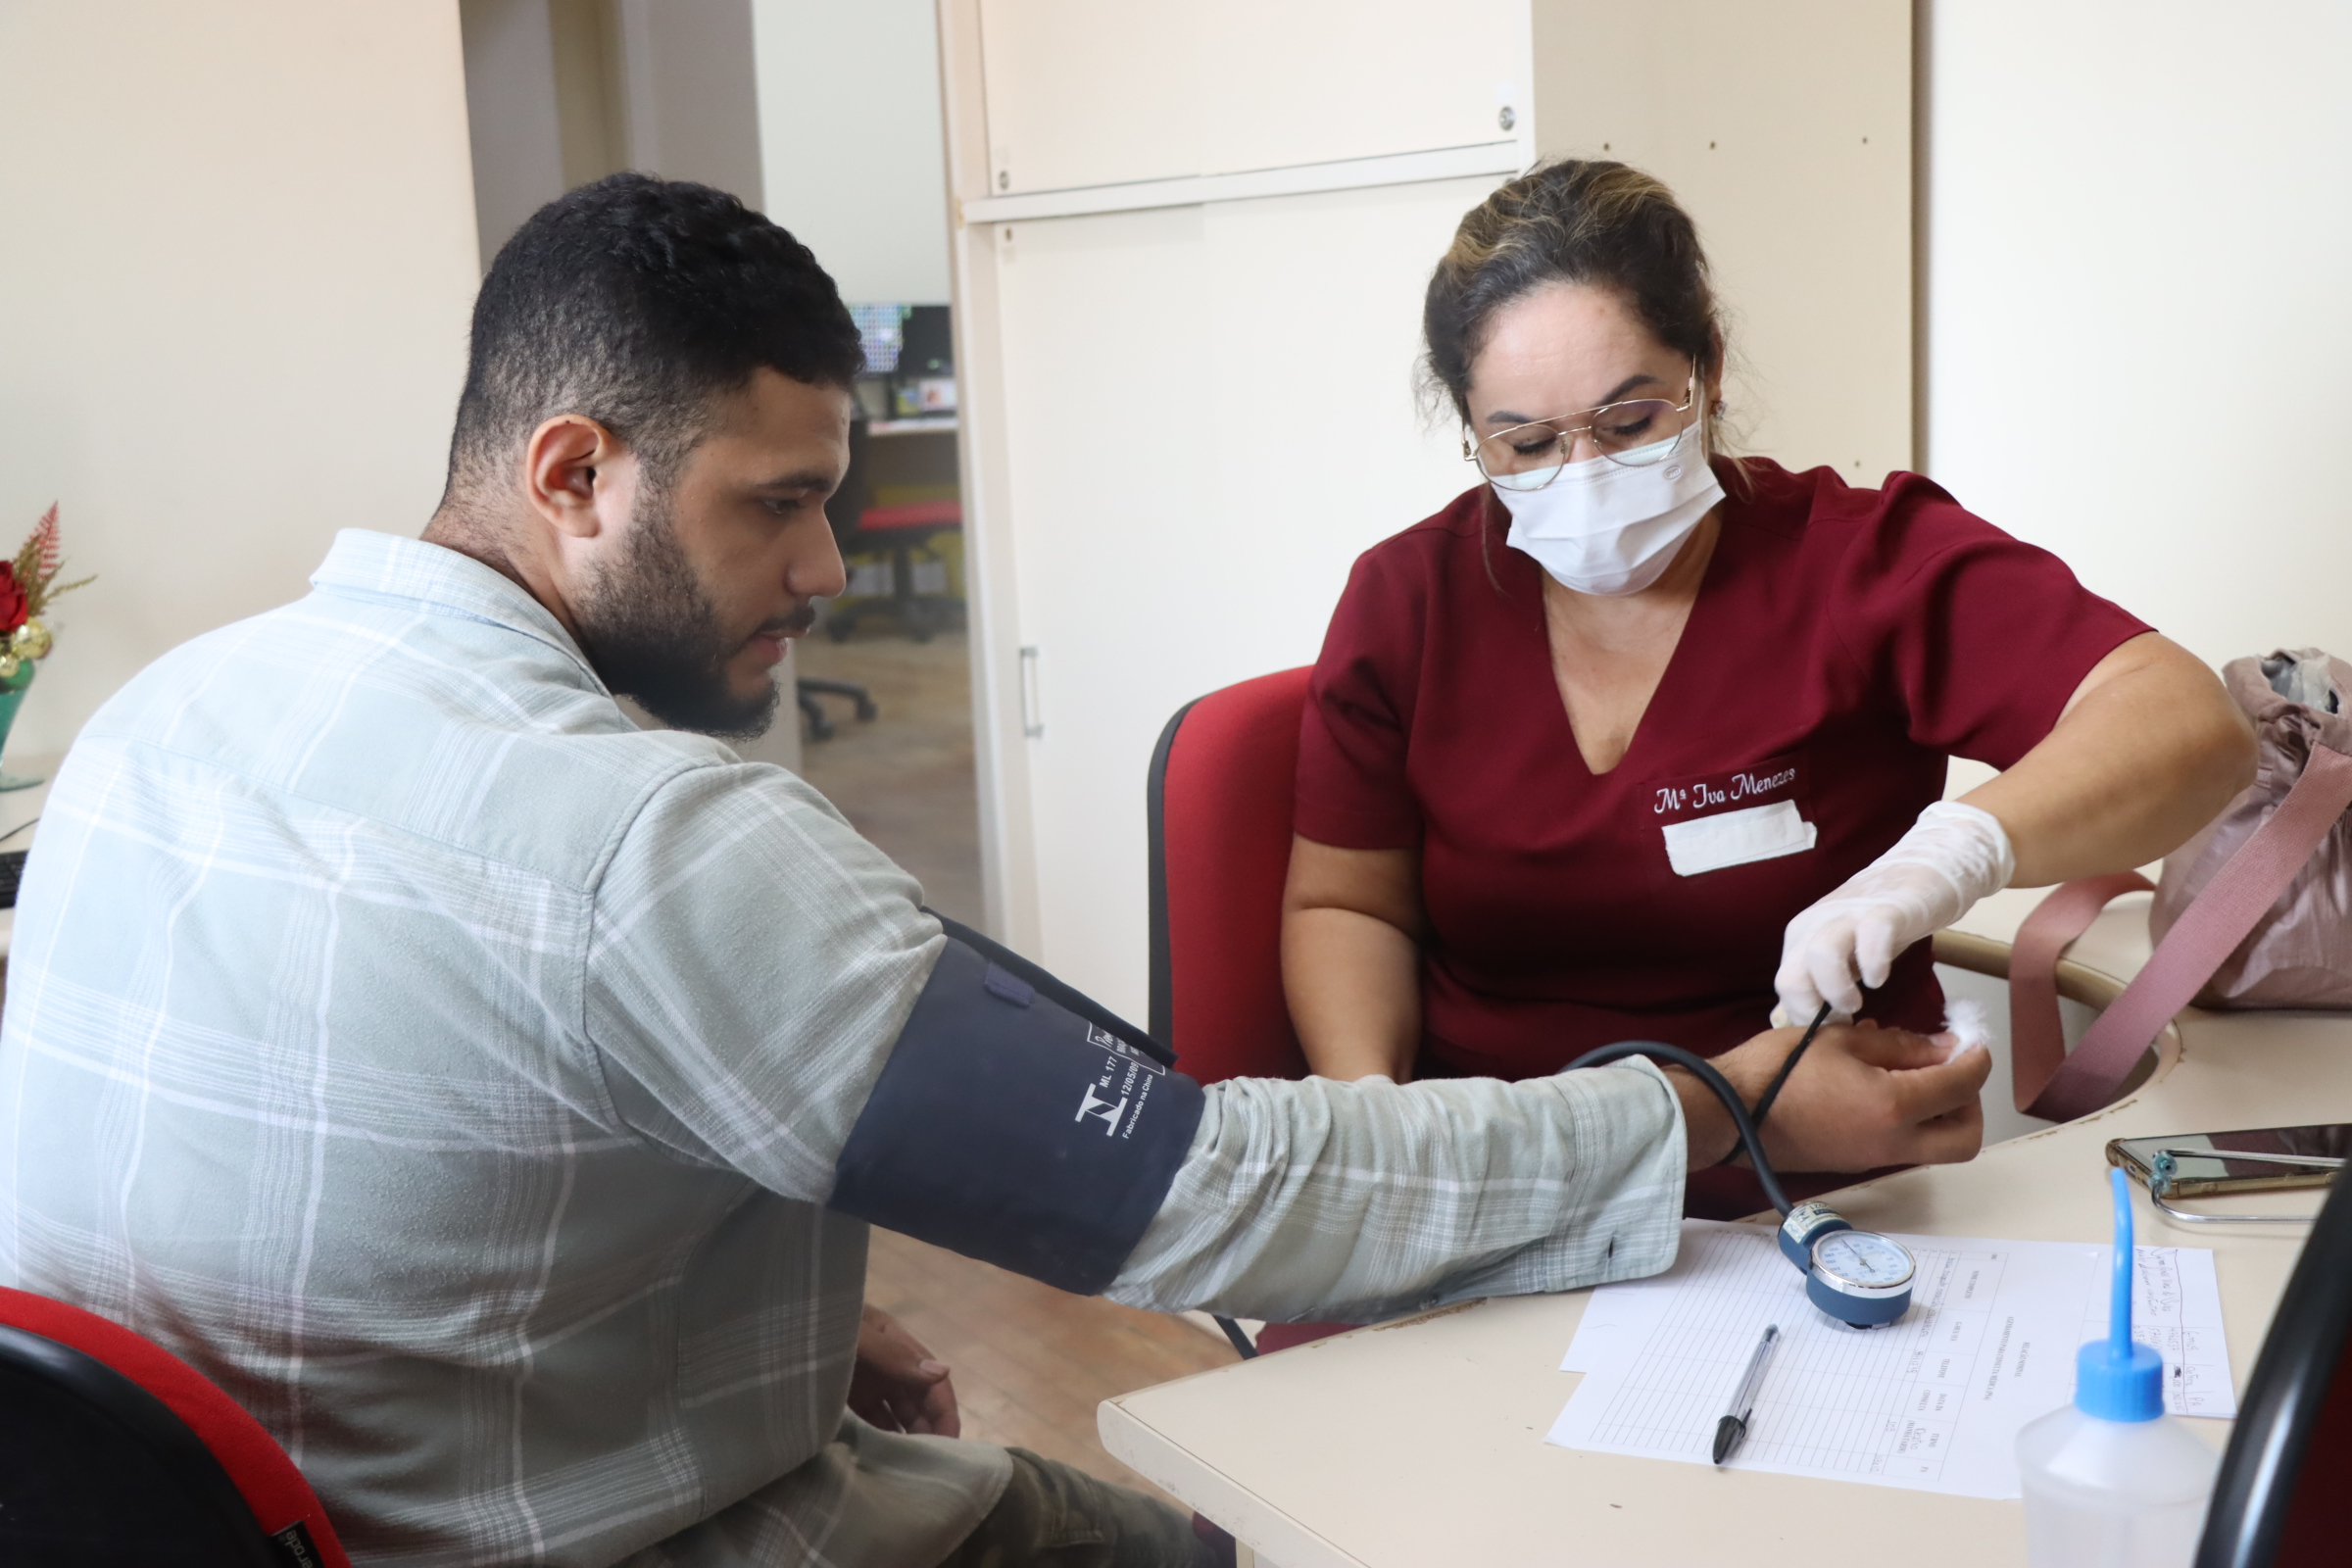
xmin=2196 ymin=1170 xmax=2352 ymax=1567
xmin=0 ymin=1288 xmax=352 ymax=1568
xmin=858 ymin=499 xmax=964 ymax=533
xmin=1147 ymin=666 xmax=1313 ymax=1085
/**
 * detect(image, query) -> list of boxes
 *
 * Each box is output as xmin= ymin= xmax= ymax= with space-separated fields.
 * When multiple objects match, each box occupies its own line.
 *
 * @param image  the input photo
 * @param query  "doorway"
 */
xmin=795 ymin=303 xmax=983 ymax=926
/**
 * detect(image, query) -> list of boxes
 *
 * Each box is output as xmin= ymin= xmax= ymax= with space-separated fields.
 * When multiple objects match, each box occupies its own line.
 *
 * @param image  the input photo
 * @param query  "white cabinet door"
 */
xmin=1200 ymin=0 xmax=1525 ymax=175
xmin=989 ymin=177 xmax=1499 ymax=1014
xmin=977 ymin=0 xmax=1522 ymax=198
xmin=991 ymin=203 xmax=1212 ymax=1005
xmin=976 ymin=0 xmax=1201 ymax=194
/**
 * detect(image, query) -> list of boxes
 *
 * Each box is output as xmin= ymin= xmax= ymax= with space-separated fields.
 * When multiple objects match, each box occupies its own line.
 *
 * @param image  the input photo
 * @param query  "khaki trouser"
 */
xmin=934 ymin=1449 xmax=1227 ymax=1568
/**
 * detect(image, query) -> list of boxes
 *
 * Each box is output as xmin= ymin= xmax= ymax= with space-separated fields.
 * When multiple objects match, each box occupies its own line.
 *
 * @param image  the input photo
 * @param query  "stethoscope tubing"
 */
xmin=1564 ymin=1037 xmax=1796 ymax=1217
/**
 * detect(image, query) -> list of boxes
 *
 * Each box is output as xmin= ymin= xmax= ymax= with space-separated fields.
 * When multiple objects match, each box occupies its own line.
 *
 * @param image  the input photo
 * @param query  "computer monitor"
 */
xmin=848 ymin=304 xmax=907 ymax=375
xmin=2195 ymin=1164 xmax=2352 ymax=1566
xmin=898 ymin=304 xmax=953 ymax=376
xmin=843 ymin=304 xmax=953 ymax=379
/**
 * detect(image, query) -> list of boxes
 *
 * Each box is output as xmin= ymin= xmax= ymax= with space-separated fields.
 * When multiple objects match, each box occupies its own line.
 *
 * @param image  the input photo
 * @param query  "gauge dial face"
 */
xmin=1811 ymin=1231 xmax=1914 ymax=1291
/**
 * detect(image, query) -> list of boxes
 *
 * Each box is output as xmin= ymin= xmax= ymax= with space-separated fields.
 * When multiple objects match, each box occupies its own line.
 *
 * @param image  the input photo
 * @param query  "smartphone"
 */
xmin=2108 ymin=1123 xmax=2352 ymax=1198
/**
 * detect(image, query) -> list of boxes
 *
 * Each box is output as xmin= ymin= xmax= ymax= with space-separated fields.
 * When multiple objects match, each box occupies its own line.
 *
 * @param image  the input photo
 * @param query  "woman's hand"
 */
xmin=1669 ymin=1022 xmax=1989 ymax=1172
xmin=1775 ymin=802 xmax=2013 ymax=1021
xmin=1775 ymin=634 xmax=2253 ymax=1022
xmin=847 ymin=1304 xmax=959 ymax=1438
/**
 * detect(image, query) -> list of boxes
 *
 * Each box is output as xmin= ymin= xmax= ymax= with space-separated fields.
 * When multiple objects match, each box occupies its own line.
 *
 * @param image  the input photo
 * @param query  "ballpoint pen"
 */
xmin=1713 ymin=1323 xmax=1781 ymax=1465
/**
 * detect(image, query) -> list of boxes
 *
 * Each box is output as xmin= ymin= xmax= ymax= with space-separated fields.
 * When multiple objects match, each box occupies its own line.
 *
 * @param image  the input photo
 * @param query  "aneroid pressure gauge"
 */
xmin=1778 ymin=1200 xmax=1915 ymax=1328
xmin=1563 ymin=1029 xmax=1920 ymax=1332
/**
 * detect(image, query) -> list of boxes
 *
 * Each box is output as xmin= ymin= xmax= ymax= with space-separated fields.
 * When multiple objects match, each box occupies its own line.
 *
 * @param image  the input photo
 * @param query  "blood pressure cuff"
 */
xmin=830 ymin=918 xmax=1205 ymax=1296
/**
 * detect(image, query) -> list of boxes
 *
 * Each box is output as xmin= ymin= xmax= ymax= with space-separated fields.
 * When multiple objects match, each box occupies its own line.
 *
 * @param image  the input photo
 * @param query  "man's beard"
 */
xmin=572 ymin=492 xmax=794 ymax=738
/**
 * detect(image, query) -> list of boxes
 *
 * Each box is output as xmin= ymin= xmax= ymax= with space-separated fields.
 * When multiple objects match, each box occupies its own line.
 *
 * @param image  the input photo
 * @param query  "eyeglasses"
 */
xmin=1462 ymin=368 xmax=1700 ymax=492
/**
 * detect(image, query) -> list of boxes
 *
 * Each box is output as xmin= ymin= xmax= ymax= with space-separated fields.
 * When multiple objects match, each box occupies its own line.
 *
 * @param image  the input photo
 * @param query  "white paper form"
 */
xmin=1547 ymin=1222 xmax=2232 ymax=1499
xmin=2079 ymin=1242 xmax=2234 ymax=1417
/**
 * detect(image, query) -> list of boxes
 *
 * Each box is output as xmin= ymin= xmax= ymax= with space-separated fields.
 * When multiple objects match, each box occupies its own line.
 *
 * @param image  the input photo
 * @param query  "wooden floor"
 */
xmin=795 ymin=625 xmax=986 ymax=928
xmin=865 ymin=1227 xmax=1238 ymax=1500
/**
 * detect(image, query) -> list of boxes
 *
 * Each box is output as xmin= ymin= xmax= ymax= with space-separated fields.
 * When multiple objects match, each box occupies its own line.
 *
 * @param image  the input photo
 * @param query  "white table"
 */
xmin=1101 ymin=892 xmax=2347 ymax=1567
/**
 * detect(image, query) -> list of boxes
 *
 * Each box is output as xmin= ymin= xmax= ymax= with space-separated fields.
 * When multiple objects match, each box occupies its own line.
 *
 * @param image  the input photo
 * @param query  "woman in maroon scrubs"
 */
xmin=1280 ymin=162 xmax=2253 ymax=1225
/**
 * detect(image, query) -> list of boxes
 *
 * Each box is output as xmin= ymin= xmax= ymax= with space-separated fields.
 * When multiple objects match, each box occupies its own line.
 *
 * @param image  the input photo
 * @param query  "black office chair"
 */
xmin=2194 ymin=1163 xmax=2352 ymax=1566
xmin=822 ymin=408 xmax=964 ymax=645
xmin=1 ymin=1330 xmax=274 ymax=1566
xmin=0 ymin=1287 xmax=352 ymax=1566
xmin=798 ymin=414 xmax=879 ymax=741
xmin=796 ymin=674 xmax=876 ymax=743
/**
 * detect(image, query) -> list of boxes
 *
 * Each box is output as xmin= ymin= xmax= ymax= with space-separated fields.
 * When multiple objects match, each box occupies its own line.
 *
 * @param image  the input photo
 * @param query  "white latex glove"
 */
xmin=1775 ymin=801 xmax=2016 ymax=1022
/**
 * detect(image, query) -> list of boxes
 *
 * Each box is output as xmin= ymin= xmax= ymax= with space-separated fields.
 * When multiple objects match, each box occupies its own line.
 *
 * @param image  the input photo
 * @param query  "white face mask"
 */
xmin=1492 ymin=428 xmax=1726 ymax=597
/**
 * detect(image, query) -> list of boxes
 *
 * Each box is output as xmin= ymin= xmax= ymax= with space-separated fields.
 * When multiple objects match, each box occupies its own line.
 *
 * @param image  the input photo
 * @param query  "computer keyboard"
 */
xmin=0 ymin=849 xmax=25 ymax=908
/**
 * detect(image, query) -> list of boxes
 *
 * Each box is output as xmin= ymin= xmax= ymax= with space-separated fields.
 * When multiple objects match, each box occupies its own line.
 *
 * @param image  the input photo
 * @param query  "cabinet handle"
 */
xmin=1018 ymin=646 xmax=1044 ymax=737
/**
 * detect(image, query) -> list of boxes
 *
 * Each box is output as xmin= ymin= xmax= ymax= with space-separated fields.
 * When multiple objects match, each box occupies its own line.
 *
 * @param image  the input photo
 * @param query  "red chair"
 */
xmin=828 ymin=499 xmax=965 ymax=644
xmin=0 ymin=1287 xmax=352 ymax=1567
xmin=1151 ymin=667 xmax=1348 ymax=1357
xmin=1146 ymin=666 xmax=1313 ymax=1085
xmin=800 ymin=416 xmax=962 ymax=733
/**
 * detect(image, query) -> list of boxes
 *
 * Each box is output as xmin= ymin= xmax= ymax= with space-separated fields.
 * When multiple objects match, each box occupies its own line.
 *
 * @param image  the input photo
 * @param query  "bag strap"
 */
xmin=2019 ymin=741 xmax=2352 ymax=1123
xmin=2008 ymin=870 xmax=2153 ymax=1115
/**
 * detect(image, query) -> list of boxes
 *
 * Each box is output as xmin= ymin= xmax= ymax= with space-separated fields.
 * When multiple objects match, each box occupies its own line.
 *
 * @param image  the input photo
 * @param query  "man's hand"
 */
xmin=847 ymin=1304 xmax=960 ymax=1438
xmin=1667 ymin=1023 xmax=1989 ymax=1174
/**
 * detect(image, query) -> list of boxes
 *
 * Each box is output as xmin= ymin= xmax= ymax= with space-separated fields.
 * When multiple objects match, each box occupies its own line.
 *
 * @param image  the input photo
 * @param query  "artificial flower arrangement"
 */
xmin=0 ymin=505 xmax=92 ymax=681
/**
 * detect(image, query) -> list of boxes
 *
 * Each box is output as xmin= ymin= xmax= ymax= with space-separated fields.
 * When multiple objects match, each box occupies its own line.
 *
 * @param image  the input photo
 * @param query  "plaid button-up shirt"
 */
xmin=1 ymin=531 xmax=1688 ymax=1566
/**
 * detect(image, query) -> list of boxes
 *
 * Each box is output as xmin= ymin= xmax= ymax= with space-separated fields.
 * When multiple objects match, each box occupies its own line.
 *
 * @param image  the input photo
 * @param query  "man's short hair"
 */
xmin=445 ymin=173 xmax=864 ymax=500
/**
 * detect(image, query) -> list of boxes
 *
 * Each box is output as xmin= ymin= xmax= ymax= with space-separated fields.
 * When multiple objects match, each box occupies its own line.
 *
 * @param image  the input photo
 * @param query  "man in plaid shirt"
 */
xmin=0 ymin=176 xmax=1987 ymax=1567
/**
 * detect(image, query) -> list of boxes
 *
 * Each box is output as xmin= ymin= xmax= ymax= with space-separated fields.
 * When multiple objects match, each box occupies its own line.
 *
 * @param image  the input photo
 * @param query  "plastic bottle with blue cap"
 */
xmin=2015 ymin=1167 xmax=2219 ymax=1566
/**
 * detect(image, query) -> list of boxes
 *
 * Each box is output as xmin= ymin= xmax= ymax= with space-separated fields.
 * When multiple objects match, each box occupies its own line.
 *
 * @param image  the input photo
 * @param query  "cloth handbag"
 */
xmin=2007 ymin=649 xmax=2352 ymax=1123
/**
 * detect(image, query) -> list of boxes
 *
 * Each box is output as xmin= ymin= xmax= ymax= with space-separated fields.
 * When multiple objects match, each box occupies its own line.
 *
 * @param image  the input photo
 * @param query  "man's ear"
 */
xmin=523 ymin=416 xmax=623 ymax=539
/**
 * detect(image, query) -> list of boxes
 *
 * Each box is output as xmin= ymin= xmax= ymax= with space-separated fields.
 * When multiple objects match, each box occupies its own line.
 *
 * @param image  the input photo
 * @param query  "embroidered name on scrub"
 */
xmin=1650 ymin=755 xmax=1818 ymax=877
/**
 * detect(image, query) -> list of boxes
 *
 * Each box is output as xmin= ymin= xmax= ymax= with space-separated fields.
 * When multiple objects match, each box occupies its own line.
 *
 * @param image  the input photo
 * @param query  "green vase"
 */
xmin=0 ymin=659 xmax=42 ymax=792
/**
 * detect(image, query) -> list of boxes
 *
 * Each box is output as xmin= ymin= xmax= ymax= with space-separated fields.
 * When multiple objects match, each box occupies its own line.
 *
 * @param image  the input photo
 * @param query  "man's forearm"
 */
xmin=1103 ymin=1060 xmax=1690 ymax=1323
xmin=1662 ymin=1059 xmax=1754 ymax=1167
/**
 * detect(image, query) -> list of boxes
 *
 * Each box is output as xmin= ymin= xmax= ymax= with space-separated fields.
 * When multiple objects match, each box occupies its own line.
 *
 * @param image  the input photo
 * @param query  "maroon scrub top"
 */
xmin=1296 ymin=457 xmax=2152 ymax=1080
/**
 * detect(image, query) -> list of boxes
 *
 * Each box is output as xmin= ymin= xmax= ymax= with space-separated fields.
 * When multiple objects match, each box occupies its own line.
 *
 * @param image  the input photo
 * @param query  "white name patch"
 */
xmin=1660 ymin=799 xmax=1819 ymax=877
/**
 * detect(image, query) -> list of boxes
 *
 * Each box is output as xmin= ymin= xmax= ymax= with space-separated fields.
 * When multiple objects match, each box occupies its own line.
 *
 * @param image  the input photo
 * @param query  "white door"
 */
xmin=976 ymin=0 xmax=1200 ymax=194
xmin=990 ymin=177 xmax=1501 ymax=1015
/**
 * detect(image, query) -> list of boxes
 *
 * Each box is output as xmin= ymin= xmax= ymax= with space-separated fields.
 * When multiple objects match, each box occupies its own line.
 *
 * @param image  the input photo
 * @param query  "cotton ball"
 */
xmin=1940 ymin=997 xmax=1992 ymax=1057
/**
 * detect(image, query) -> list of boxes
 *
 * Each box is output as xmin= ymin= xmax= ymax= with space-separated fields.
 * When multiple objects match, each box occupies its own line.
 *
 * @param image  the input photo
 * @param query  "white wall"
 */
xmin=463 ymin=0 xmax=764 ymax=262
xmin=1532 ymin=0 xmax=1912 ymax=484
xmin=616 ymin=0 xmax=764 ymax=204
xmin=461 ymin=0 xmax=567 ymax=269
xmin=1923 ymin=1 xmax=2352 ymax=666
xmin=753 ymin=0 xmax=952 ymax=303
xmin=0 ymin=3 xmax=481 ymax=760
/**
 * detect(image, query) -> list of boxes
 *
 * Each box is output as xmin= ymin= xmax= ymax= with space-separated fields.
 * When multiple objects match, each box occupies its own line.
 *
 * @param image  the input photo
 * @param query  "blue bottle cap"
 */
xmin=2076 ymin=1166 xmax=2164 ymax=1422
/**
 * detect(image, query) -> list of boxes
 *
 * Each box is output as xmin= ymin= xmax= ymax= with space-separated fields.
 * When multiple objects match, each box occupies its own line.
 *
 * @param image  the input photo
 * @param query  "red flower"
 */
xmin=0 ymin=564 xmax=27 ymax=634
